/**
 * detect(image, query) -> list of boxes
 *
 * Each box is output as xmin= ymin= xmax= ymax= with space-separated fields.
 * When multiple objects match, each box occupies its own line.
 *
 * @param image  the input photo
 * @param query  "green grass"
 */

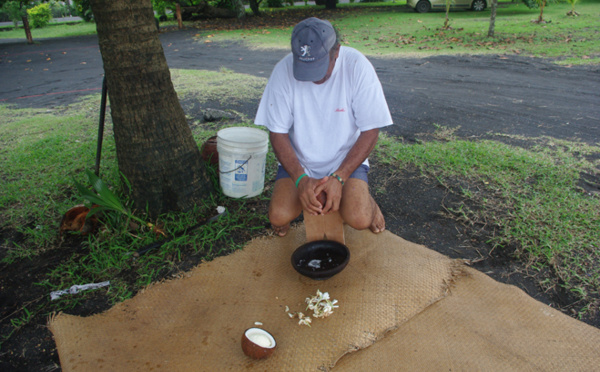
xmin=0 ymin=68 xmax=274 ymax=347
xmin=0 ymin=103 xmax=107 ymax=248
xmin=2 ymin=2 xmax=598 ymax=64
xmin=171 ymin=68 xmax=266 ymax=105
xmin=0 ymin=21 xmax=97 ymax=39
xmin=201 ymin=1 xmax=600 ymax=64
xmin=0 ymin=68 xmax=272 ymax=346
xmin=376 ymin=129 xmax=600 ymax=316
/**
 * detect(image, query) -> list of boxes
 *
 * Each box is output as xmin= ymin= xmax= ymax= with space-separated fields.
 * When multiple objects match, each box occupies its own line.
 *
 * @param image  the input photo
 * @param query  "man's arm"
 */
xmin=334 ymin=128 xmax=379 ymax=181
xmin=270 ymin=132 xmax=326 ymax=215
xmin=316 ymin=128 xmax=380 ymax=214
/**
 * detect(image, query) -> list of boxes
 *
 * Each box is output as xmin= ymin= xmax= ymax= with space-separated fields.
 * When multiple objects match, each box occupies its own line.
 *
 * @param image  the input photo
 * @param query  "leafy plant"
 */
xmin=10 ymin=307 xmax=33 ymax=328
xmin=73 ymin=169 xmax=155 ymax=231
xmin=565 ymin=0 xmax=579 ymax=16
xmin=532 ymin=0 xmax=557 ymax=23
xmin=152 ymin=0 xmax=171 ymax=17
xmin=72 ymin=0 xmax=93 ymax=21
xmin=26 ymin=3 xmax=52 ymax=28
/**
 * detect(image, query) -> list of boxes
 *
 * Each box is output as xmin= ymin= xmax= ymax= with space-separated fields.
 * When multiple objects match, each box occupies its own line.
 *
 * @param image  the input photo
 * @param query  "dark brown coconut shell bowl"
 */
xmin=291 ymin=240 xmax=350 ymax=280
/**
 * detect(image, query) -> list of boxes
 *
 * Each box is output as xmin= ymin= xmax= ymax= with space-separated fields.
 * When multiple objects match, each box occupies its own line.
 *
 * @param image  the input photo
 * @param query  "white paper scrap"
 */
xmin=50 ymin=281 xmax=110 ymax=301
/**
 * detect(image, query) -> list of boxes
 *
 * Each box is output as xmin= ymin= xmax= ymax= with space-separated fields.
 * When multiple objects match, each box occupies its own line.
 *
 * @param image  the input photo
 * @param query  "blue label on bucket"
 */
xmin=234 ymin=160 xmax=248 ymax=182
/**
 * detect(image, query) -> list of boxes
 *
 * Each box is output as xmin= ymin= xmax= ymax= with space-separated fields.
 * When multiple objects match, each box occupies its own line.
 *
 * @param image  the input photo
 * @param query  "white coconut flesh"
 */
xmin=245 ymin=328 xmax=276 ymax=348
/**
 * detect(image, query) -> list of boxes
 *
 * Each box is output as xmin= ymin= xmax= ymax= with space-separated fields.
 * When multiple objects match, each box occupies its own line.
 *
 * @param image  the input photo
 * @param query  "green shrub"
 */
xmin=27 ymin=3 xmax=52 ymax=28
xmin=266 ymin=0 xmax=284 ymax=7
xmin=520 ymin=0 xmax=537 ymax=8
xmin=72 ymin=0 xmax=94 ymax=22
xmin=49 ymin=0 xmax=71 ymax=18
xmin=152 ymin=0 xmax=170 ymax=18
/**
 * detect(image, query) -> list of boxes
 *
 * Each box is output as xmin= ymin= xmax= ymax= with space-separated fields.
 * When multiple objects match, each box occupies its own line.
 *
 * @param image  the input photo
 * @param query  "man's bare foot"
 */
xmin=369 ymin=204 xmax=385 ymax=234
xmin=272 ymin=223 xmax=290 ymax=237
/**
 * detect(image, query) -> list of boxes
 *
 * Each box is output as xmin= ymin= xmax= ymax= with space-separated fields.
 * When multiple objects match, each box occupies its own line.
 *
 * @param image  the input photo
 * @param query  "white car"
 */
xmin=407 ymin=0 xmax=490 ymax=13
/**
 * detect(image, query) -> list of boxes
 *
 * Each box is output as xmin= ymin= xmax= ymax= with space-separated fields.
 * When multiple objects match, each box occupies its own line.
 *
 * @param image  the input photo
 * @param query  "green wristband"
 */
xmin=330 ymin=173 xmax=344 ymax=186
xmin=295 ymin=173 xmax=308 ymax=188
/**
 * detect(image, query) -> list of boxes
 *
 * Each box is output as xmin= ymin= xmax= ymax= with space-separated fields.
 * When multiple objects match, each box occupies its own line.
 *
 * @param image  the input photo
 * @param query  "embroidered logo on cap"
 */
xmin=299 ymin=45 xmax=315 ymax=62
xmin=300 ymin=45 xmax=310 ymax=56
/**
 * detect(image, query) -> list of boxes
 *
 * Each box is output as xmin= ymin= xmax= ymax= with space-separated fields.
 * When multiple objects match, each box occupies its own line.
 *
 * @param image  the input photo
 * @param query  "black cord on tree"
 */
xmin=95 ymin=76 xmax=108 ymax=176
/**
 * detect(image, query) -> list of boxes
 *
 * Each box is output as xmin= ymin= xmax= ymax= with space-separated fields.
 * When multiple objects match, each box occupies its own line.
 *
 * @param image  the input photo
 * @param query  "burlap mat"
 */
xmin=49 ymin=226 xmax=458 ymax=371
xmin=49 ymin=226 xmax=600 ymax=371
xmin=335 ymin=267 xmax=600 ymax=370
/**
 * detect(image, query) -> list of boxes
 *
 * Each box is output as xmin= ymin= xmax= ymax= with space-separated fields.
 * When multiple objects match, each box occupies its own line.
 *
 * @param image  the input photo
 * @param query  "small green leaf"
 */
xmin=86 ymin=206 xmax=110 ymax=219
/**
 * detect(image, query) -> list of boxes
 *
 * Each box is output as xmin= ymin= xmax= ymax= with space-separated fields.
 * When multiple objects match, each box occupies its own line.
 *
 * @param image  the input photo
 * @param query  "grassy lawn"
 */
xmin=0 ymin=21 xmax=97 ymax=39
xmin=0 ymin=0 xmax=599 ymax=350
xmin=2 ymin=1 xmax=599 ymax=64
xmin=199 ymin=0 xmax=600 ymax=65
xmin=376 ymin=131 xmax=600 ymax=317
xmin=0 ymin=70 xmax=274 ymax=348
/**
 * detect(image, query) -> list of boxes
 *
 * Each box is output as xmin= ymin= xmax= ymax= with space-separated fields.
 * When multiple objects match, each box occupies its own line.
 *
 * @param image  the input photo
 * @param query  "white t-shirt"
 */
xmin=254 ymin=46 xmax=393 ymax=179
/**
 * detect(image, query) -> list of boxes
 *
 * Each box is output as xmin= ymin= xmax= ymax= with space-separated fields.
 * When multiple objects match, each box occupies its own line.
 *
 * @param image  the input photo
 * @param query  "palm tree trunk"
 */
xmin=90 ymin=0 xmax=213 ymax=216
xmin=488 ymin=0 xmax=498 ymax=37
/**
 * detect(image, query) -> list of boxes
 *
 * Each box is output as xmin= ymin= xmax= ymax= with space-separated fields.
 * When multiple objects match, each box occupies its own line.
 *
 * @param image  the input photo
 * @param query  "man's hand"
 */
xmin=299 ymin=175 xmax=345 ymax=215
xmin=314 ymin=176 xmax=343 ymax=215
xmin=297 ymin=176 xmax=329 ymax=215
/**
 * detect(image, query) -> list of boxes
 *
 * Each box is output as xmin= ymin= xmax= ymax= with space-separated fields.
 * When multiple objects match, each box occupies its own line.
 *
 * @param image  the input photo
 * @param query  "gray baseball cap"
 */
xmin=291 ymin=17 xmax=337 ymax=82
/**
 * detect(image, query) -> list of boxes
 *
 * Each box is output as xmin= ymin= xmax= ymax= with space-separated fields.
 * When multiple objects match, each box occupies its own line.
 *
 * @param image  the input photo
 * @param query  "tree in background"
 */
xmin=516 ymin=0 xmax=551 ymax=24
xmin=534 ymin=0 xmax=547 ymax=23
xmin=48 ymin=0 xmax=72 ymax=18
xmin=443 ymin=0 xmax=453 ymax=29
xmin=152 ymin=0 xmax=172 ymax=19
xmin=526 ymin=0 xmax=558 ymax=24
xmin=1 ymin=0 xmax=25 ymax=29
xmin=72 ymin=0 xmax=93 ymax=21
xmin=0 ymin=0 xmax=33 ymax=43
xmin=151 ymin=0 xmax=246 ymax=21
xmin=89 ymin=0 xmax=213 ymax=216
xmin=488 ymin=0 xmax=498 ymax=37
xmin=231 ymin=0 xmax=245 ymax=18
xmin=248 ymin=0 xmax=262 ymax=15
xmin=565 ymin=0 xmax=579 ymax=16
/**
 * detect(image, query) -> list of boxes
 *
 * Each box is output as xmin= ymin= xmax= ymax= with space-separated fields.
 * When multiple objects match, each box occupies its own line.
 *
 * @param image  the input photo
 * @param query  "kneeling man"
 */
xmin=255 ymin=17 xmax=393 ymax=237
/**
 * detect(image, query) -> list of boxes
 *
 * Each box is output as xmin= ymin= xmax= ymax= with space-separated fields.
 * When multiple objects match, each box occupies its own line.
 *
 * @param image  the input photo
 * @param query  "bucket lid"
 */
xmin=217 ymin=127 xmax=268 ymax=145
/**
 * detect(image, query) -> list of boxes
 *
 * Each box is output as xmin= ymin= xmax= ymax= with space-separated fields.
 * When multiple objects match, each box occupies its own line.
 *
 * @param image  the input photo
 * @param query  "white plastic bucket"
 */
xmin=217 ymin=127 xmax=268 ymax=198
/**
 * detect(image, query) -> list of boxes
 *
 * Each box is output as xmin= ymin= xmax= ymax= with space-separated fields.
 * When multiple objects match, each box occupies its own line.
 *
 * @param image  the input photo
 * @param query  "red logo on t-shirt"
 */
xmin=335 ymin=108 xmax=346 ymax=112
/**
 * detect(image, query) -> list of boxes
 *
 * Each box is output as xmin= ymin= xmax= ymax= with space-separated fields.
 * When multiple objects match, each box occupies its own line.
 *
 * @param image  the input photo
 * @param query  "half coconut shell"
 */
xmin=241 ymin=328 xmax=276 ymax=359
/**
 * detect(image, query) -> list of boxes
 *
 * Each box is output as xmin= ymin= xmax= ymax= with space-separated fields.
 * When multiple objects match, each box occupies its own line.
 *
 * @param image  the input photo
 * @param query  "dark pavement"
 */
xmin=1 ymin=29 xmax=599 ymax=144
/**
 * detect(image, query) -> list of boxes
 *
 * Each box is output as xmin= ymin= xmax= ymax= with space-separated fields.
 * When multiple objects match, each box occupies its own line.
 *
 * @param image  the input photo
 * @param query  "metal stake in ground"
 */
xmin=95 ymin=76 xmax=108 ymax=176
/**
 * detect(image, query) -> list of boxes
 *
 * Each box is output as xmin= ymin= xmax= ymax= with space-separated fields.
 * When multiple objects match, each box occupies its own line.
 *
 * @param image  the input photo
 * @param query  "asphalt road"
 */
xmin=1 ymin=29 xmax=599 ymax=145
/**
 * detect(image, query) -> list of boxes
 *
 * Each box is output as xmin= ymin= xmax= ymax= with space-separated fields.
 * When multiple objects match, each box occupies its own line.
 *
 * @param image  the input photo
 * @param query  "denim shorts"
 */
xmin=275 ymin=164 xmax=369 ymax=184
